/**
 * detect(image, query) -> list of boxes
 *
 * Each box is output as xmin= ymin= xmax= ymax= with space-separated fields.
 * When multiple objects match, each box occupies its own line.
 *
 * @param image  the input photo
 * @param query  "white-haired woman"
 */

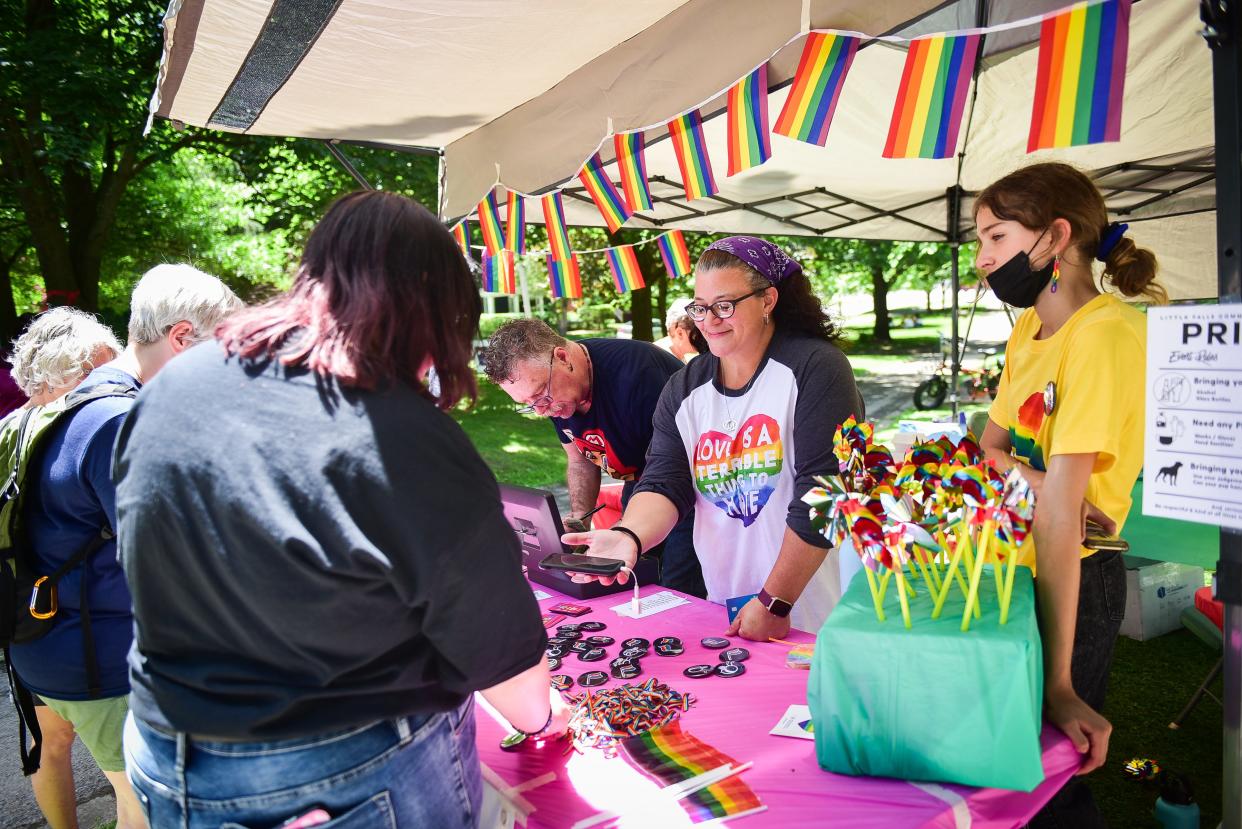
xmin=654 ymin=297 xmax=709 ymax=363
xmin=9 ymin=307 xmax=123 ymax=407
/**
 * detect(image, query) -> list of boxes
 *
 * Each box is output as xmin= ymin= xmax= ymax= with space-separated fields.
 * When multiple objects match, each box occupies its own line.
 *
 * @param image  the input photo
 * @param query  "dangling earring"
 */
xmin=1050 ymin=255 xmax=1060 ymax=294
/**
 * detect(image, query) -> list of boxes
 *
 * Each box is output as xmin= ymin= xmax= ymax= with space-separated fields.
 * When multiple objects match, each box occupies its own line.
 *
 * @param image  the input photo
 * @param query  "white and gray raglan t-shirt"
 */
xmin=634 ymin=332 xmax=864 ymax=632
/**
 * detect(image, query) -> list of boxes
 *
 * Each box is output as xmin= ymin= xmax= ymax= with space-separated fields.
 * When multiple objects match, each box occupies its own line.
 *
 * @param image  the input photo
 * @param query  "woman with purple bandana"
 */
xmin=563 ymin=237 xmax=863 ymax=640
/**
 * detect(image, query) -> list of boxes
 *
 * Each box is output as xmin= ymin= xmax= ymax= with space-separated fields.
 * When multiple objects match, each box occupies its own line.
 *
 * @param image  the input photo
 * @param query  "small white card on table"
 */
xmin=769 ymin=705 xmax=816 ymax=740
xmin=610 ymin=590 xmax=689 ymax=618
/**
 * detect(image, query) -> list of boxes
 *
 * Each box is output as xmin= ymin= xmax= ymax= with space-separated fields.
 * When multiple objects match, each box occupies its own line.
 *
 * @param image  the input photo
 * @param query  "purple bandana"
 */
xmin=703 ymin=236 xmax=802 ymax=284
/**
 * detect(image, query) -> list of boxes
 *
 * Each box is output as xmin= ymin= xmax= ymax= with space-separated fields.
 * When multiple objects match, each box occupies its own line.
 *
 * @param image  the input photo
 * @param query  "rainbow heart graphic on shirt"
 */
xmin=694 ymin=414 xmax=783 ymax=527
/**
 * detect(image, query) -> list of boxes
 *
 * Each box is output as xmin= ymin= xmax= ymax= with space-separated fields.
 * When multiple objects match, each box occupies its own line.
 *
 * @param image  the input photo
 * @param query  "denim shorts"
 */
xmin=123 ymin=698 xmax=481 ymax=829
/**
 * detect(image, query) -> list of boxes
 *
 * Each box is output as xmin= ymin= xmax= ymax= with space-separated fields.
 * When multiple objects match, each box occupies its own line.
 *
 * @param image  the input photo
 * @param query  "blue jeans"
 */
xmin=123 ymin=699 xmax=481 ymax=829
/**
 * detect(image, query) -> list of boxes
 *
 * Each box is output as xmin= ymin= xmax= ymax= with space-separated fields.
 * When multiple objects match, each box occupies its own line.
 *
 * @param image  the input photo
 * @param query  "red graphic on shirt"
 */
xmin=565 ymin=429 xmax=637 ymax=481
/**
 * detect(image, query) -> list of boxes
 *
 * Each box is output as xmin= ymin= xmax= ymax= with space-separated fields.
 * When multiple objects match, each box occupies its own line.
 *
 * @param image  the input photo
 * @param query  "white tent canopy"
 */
xmin=152 ymin=0 xmax=1214 ymax=299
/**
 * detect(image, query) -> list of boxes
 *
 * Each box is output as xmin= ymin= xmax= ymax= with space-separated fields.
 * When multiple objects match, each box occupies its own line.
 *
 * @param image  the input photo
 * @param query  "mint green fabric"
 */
xmin=809 ymin=566 xmax=1045 ymax=791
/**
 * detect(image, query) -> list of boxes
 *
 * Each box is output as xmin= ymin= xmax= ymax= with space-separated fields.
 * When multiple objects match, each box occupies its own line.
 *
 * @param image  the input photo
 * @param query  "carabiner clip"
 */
xmin=29 ymin=576 xmax=57 ymax=620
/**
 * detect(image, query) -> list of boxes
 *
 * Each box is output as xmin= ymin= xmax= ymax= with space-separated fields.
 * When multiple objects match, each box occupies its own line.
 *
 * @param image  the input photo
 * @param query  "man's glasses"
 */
xmin=515 ymin=350 xmax=556 ymax=414
xmin=685 ymin=288 xmax=767 ymax=322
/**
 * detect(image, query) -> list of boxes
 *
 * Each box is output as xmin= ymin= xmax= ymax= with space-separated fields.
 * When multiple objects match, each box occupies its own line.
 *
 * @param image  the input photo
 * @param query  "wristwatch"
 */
xmin=757 ymin=588 xmax=793 ymax=618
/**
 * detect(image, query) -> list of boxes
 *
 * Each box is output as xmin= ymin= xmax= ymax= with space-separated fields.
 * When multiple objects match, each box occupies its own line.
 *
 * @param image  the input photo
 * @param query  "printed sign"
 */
xmin=1143 ymin=304 xmax=1242 ymax=529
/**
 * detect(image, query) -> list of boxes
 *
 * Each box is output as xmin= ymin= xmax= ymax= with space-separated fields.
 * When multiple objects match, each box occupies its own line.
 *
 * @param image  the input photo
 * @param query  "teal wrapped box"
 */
xmin=809 ymin=566 xmax=1044 ymax=791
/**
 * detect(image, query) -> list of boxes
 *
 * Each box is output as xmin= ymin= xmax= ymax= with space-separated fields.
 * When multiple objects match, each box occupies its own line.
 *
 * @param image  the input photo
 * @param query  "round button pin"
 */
xmin=545 ymin=637 xmax=570 ymax=647
xmin=609 ymin=656 xmax=635 ymax=670
xmin=569 ymin=641 xmax=593 ymax=654
xmin=578 ymin=671 xmax=608 ymax=687
xmin=547 ymin=656 xmax=561 ymax=671
xmin=545 ymin=645 xmax=568 ymax=659
xmin=579 ymin=621 xmax=607 ymax=632
xmin=586 ymin=635 xmax=615 ymax=646
xmin=654 ymin=642 xmax=685 ymax=657
xmin=612 ymin=663 xmax=641 ymax=680
xmin=653 ymin=636 xmax=682 ymax=648
xmin=700 ymin=637 xmax=731 ymax=649
xmin=715 ymin=661 xmax=746 ymax=678
xmin=621 ymin=638 xmax=650 ymax=650
xmin=621 ymin=646 xmax=649 ymax=660
xmin=683 ymin=664 xmax=715 ymax=679
xmin=578 ymin=647 xmax=607 ymax=662
xmin=556 ymin=629 xmax=583 ymax=640
xmin=719 ymin=648 xmax=750 ymax=663
xmin=550 ymin=674 xmax=573 ymax=691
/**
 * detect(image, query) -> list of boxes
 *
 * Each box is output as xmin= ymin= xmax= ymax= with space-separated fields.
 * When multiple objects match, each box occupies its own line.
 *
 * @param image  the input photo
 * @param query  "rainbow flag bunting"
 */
xmin=1028 ymin=0 xmax=1131 ymax=151
xmin=884 ymin=34 xmax=981 ymax=159
xmin=451 ymin=220 xmax=470 ymax=258
xmin=614 ymin=132 xmax=654 ymax=212
xmin=481 ymin=250 xmax=516 ymax=294
xmin=546 ymin=254 xmax=583 ymax=300
xmin=477 ymin=189 xmax=504 ymax=255
xmin=668 ymin=109 xmax=718 ymax=202
xmin=727 ymin=65 xmax=771 ymax=175
xmin=605 ymin=245 xmax=646 ymax=293
xmin=578 ymin=153 xmax=632 ymax=233
xmin=504 ymin=191 xmax=526 ymax=254
xmin=622 ymin=723 xmax=763 ymax=822
xmin=656 ymin=230 xmax=692 ymax=280
xmin=541 ymin=192 xmax=573 ymax=263
xmin=774 ymin=33 xmax=859 ymax=146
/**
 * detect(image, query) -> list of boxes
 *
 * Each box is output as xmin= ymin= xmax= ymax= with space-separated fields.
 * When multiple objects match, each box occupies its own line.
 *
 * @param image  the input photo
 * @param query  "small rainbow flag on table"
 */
xmin=451 ymin=220 xmax=470 ymax=258
xmin=622 ymin=722 xmax=763 ymax=822
xmin=614 ymin=132 xmax=654 ymax=212
xmin=657 ymin=230 xmax=692 ymax=280
xmin=504 ymin=191 xmax=526 ymax=254
xmin=727 ymin=65 xmax=771 ymax=175
xmin=477 ymin=190 xmax=504 ymax=255
xmin=884 ymin=33 xmax=980 ymax=159
xmin=605 ymin=245 xmax=645 ymax=293
xmin=1028 ymin=0 xmax=1131 ymax=152
xmin=541 ymin=192 xmax=573 ymax=263
xmin=774 ymin=33 xmax=859 ymax=146
xmin=481 ymin=250 xmax=515 ymax=294
xmin=668 ymin=109 xmax=718 ymax=201
xmin=546 ymin=253 xmax=583 ymax=299
xmin=579 ymin=153 xmax=632 ymax=233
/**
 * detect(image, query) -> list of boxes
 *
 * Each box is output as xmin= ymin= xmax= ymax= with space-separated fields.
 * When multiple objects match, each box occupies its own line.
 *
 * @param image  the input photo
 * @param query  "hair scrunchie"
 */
xmin=1096 ymin=222 xmax=1129 ymax=262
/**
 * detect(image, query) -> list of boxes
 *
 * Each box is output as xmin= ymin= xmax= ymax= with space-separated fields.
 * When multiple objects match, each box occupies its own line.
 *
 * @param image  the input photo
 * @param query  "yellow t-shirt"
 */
xmin=988 ymin=294 xmax=1147 ymax=572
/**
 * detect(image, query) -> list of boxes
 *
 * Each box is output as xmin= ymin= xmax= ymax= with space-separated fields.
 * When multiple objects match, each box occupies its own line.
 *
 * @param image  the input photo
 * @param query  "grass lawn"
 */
xmin=455 ymin=366 xmax=1226 ymax=827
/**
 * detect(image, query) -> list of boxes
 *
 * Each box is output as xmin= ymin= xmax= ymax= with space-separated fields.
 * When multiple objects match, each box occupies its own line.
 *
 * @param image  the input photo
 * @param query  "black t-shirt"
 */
xmin=114 ymin=341 xmax=546 ymax=739
xmin=552 ymin=338 xmax=684 ymax=482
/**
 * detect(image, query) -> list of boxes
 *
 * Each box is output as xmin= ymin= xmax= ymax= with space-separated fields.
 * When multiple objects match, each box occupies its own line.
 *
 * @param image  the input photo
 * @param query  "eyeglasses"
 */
xmin=515 ymin=350 xmax=556 ymax=414
xmin=685 ymin=288 xmax=767 ymax=322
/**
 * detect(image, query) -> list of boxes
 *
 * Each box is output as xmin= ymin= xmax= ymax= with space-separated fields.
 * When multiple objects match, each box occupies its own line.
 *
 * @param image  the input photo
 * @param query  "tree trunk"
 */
xmin=0 ymin=251 xmax=19 ymax=343
xmin=871 ymin=264 xmax=891 ymax=343
xmin=655 ymin=274 xmax=667 ymax=336
xmin=926 ymin=289 xmax=933 ymax=313
xmin=624 ymin=233 xmax=658 ymax=342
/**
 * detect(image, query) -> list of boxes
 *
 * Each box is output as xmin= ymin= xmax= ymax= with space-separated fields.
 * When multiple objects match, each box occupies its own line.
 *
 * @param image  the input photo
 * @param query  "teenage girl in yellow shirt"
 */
xmin=974 ymin=163 xmax=1165 ymax=828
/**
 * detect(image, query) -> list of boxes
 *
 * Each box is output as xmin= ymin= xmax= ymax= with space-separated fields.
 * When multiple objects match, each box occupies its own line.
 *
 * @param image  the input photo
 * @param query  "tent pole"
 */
xmin=947 ymin=184 xmax=962 ymax=420
xmin=1202 ymin=0 xmax=1242 ymax=825
xmin=322 ymin=140 xmax=374 ymax=190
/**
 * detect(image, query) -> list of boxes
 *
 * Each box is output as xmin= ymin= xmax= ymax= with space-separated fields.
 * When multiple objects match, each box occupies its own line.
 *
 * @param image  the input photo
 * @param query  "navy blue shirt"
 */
xmin=553 ymin=339 xmax=683 ymax=482
xmin=9 ymin=366 xmax=140 ymax=700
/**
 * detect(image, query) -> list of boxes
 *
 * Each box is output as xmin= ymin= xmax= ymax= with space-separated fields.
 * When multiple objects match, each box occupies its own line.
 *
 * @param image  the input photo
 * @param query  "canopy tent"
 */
xmin=151 ymin=0 xmax=1214 ymax=300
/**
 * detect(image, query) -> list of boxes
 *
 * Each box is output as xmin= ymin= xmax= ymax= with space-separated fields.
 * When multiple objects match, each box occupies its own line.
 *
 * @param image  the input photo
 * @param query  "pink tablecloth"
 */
xmin=476 ymin=583 xmax=1082 ymax=828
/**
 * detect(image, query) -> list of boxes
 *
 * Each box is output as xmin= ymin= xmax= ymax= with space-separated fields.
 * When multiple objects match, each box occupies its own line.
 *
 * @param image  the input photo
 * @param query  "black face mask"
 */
xmin=987 ymin=230 xmax=1054 ymax=308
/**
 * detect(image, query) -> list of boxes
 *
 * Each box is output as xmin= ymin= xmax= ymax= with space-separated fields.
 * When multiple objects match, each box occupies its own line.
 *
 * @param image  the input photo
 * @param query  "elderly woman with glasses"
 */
xmin=565 ymin=237 xmax=863 ymax=639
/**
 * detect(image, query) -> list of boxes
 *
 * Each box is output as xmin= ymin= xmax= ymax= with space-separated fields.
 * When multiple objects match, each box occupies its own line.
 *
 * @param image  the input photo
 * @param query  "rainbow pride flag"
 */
xmin=546 ymin=253 xmax=583 ymax=300
xmin=668 ymin=109 xmax=718 ymax=201
xmin=622 ymin=722 xmax=763 ymax=822
xmin=504 ymin=191 xmax=526 ymax=254
xmin=614 ymin=132 xmax=654 ymax=212
xmin=774 ymin=33 xmax=859 ymax=146
xmin=657 ymin=230 xmax=692 ymax=280
xmin=605 ymin=245 xmax=645 ymax=293
xmin=481 ymin=250 xmax=515 ymax=294
xmin=1028 ymin=0 xmax=1131 ymax=151
xmin=477 ymin=189 xmax=504 ymax=255
xmin=451 ymin=220 xmax=470 ymax=258
xmin=884 ymin=33 xmax=981 ymax=159
xmin=541 ymin=192 xmax=573 ymax=263
xmin=578 ymin=153 xmax=632 ymax=233
xmin=727 ymin=65 xmax=771 ymax=175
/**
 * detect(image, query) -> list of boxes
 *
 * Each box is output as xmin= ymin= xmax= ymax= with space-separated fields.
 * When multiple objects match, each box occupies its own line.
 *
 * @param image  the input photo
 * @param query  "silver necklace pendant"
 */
xmin=724 ymin=418 xmax=737 ymax=432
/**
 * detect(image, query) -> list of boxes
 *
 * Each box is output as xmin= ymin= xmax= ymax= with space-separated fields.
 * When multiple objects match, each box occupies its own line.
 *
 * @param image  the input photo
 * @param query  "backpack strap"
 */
xmin=0 ymin=406 xmax=38 ymax=505
xmin=4 ymin=646 xmax=42 ymax=775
